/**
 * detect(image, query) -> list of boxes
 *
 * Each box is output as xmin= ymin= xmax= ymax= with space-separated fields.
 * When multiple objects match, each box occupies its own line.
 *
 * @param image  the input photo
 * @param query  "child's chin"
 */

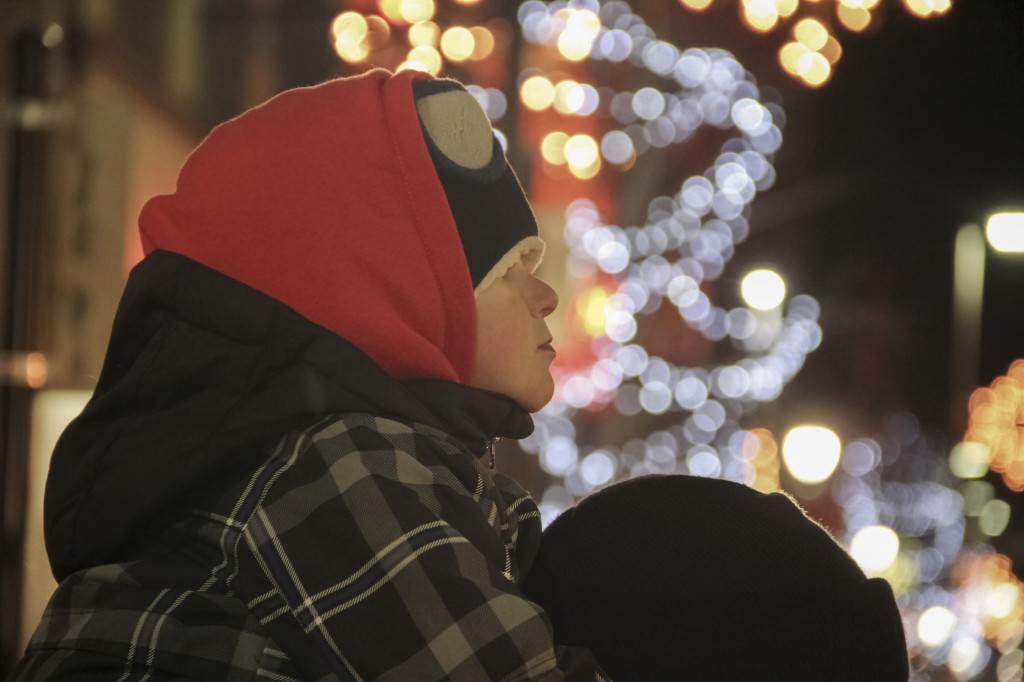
xmin=523 ymin=384 xmax=555 ymax=413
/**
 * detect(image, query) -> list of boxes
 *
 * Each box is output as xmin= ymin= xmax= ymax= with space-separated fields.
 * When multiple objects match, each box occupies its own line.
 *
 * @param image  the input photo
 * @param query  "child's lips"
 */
xmin=538 ymin=341 xmax=556 ymax=354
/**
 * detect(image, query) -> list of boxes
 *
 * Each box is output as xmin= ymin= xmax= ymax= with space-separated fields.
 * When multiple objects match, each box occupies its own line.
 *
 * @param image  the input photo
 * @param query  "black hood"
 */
xmin=44 ymin=250 xmax=533 ymax=582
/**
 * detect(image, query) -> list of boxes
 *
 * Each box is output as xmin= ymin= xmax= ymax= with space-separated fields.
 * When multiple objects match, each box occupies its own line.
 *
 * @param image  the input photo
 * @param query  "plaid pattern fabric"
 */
xmin=15 ymin=412 xmax=596 ymax=681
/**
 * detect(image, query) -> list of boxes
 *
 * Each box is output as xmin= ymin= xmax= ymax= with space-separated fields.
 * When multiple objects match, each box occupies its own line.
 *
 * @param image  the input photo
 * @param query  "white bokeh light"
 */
xmin=781 ymin=425 xmax=841 ymax=484
xmin=741 ymin=269 xmax=787 ymax=310
xmin=849 ymin=525 xmax=900 ymax=573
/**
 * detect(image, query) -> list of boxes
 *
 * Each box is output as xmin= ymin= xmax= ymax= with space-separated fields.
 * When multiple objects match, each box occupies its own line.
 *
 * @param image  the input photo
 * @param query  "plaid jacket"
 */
xmin=17 ymin=411 xmax=602 ymax=681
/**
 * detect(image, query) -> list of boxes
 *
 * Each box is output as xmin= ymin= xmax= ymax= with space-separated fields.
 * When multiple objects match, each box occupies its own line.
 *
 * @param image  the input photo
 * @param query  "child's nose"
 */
xmin=533 ymin=278 xmax=559 ymax=318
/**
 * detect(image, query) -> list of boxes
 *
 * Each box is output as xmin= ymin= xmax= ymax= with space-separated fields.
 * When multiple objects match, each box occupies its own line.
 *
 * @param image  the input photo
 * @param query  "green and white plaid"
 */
xmin=15 ymin=413 xmax=600 ymax=681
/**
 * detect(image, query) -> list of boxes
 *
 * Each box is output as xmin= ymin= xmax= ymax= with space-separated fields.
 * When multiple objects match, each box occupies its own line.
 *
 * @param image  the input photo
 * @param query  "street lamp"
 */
xmin=985 ymin=212 xmax=1024 ymax=253
xmin=950 ymin=211 xmax=1024 ymax=432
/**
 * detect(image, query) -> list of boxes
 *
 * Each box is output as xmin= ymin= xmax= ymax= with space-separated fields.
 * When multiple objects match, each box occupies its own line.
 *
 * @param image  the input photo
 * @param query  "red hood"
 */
xmin=139 ymin=68 xmax=476 ymax=384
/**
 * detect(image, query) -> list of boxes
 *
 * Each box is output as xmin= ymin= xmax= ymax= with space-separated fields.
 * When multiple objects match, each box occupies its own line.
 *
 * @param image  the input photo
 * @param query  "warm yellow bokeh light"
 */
xmin=917 ymin=606 xmax=957 ymax=647
xmin=333 ymin=39 xmax=368 ymax=63
xmin=553 ymin=80 xmax=585 ymax=114
xmin=557 ymin=9 xmax=601 ymax=61
xmin=569 ymin=157 xmax=601 ymax=180
xmin=440 ymin=26 xmax=474 ymax=61
xmin=794 ymin=18 xmax=829 ymax=51
xmin=820 ymin=35 xmax=843 ymax=64
xmin=399 ymin=45 xmax=442 ymax=74
xmin=743 ymin=428 xmax=782 ymax=493
xmin=780 ymin=42 xmax=811 ymax=74
xmin=839 ymin=0 xmax=881 ymax=7
xmin=378 ymin=0 xmax=404 ymax=24
xmin=579 ymin=287 xmax=611 ymax=336
xmin=363 ymin=16 xmax=392 ymax=50
xmin=408 ymin=21 xmax=440 ymax=47
xmin=965 ymin=360 xmax=1024 ymax=492
xmin=838 ymin=4 xmax=872 ymax=31
xmin=332 ymin=12 xmax=368 ymax=39
xmin=953 ymin=552 xmax=1024 ymax=647
xmin=743 ymin=0 xmax=779 ymax=32
xmin=849 ymin=525 xmax=900 ymax=573
xmin=541 ymin=131 xmax=569 ymax=165
xmin=469 ymin=26 xmax=495 ymax=60
xmin=986 ymin=212 xmax=1024 ymax=252
xmin=781 ymin=425 xmax=841 ymax=484
xmin=798 ymin=51 xmax=831 ymax=86
xmin=564 ymin=134 xmax=599 ymax=169
xmin=903 ymin=0 xmax=953 ymax=17
xmin=521 ymin=75 xmax=556 ymax=111
xmin=332 ymin=13 xmax=370 ymax=62
xmin=399 ymin=0 xmax=435 ymax=24
xmin=741 ymin=269 xmax=787 ymax=310
xmin=984 ymin=583 xmax=1020 ymax=620
xmin=776 ymin=0 xmax=799 ymax=18
xmin=680 ymin=0 xmax=714 ymax=10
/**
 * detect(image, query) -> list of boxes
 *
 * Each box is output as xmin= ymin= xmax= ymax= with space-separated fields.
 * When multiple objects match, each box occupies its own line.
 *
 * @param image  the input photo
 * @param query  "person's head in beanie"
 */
xmin=522 ymin=475 xmax=910 ymax=682
xmin=17 ymin=70 xmax=594 ymax=681
xmin=411 ymin=77 xmax=559 ymax=411
xmin=139 ymin=68 xmax=558 ymax=411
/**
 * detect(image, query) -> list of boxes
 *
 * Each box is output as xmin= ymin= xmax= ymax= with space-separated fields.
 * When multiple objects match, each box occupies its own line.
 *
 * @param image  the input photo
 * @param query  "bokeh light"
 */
xmin=794 ymin=19 xmax=829 ymax=51
xmin=399 ymin=45 xmax=442 ymax=74
xmin=918 ymin=605 xmax=958 ymax=647
xmin=949 ymin=441 xmax=991 ymax=479
xmin=408 ymin=21 xmax=439 ymax=47
xmin=782 ymin=425 xmax=841 ymax=484
xmin=541 ymin=131 xmax=569 ymax=166
xmin=838 ymin=4 xmax=872 ymax=31
xmin=469 ymin=26 xmax=495 ymax=60
xmin=556 ymin=8 xmax=601 ymax=61
xmin=331 ymin=12 xmax=370 ymax=63
xmin=399 ymin=0 xmax=435 ymax=24
xmin=965 ymin=360 xmax=1024 ymax=492
xmin=440 ymin=26 xmax=475 ymax=61
xmin=849 ymin=524 xmax=900 ymax=573
xmin=742 ymin=0 xmax=780 ymax=32
xmin=741 ymin=269 xmax=787 ymax=310
xmin=521 ymin=75 xmax=556 ymax=111
xmin=553 ymin=80 xmax=585 ymax=114
xmin=986 ymin=212 xmax=1024 ymax=253
xmin=903 ymin=0 xmax=953 ymax=18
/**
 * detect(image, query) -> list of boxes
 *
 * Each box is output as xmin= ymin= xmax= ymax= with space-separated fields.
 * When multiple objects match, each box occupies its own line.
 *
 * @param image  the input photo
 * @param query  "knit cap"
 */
xmin=521 ymin=475 xmax=910 ymax=681
xmin=412 ymin=77 xmax=544 ymax=294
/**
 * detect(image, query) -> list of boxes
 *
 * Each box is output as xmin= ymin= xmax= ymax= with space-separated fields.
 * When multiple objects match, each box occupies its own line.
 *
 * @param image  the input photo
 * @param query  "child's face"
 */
xmin=472 ymin=260 xmax=559 ymax=412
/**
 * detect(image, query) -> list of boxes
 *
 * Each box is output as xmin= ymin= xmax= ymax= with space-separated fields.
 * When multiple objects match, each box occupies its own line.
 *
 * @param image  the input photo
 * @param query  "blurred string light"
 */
xmin=813 ymin=410 xmax=1024 ymax=680
xmin=677 ymin=0 xmax=952 ymax=87
xmin=517 ymin=0 xmax=822 ymax=518
xmin=329 ymin=2 xmax=499 ymax=79
xmin=962 ymin=359 xmax=1024 ymax=492
xmin=512 ymin=3 xmax=1011 ymax=679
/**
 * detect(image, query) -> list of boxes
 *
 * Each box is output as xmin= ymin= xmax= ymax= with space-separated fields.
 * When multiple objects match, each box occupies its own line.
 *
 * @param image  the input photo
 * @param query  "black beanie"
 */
xmin=412 ymin=77 xmax=543 ymax=293
xmin=521 ymin=475 xmax=910 ymax=682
